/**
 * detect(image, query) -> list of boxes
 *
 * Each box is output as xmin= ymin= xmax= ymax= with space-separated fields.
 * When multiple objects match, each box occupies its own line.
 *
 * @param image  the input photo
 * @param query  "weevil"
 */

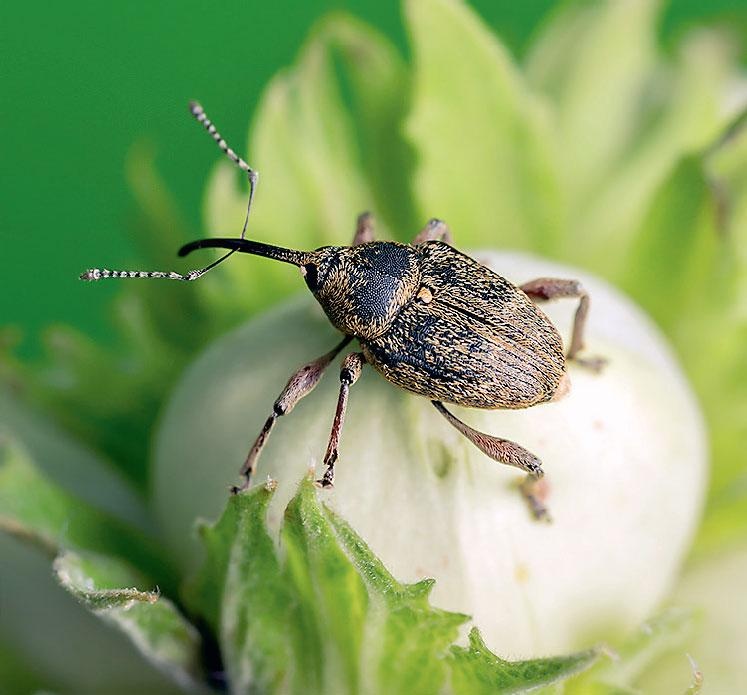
xmin=81 ymin=102 xmax=603 ymax=520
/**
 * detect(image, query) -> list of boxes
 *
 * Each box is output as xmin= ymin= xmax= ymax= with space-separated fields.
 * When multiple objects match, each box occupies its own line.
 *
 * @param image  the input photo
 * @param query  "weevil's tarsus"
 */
xmin=413 ymin=218 xmax=453 ymax=245
xmin=520 ymin=277 xmax=606 ymax=371
xmin=232 ymin=335 xmax=353 ymax=494
xmin=352 ymin=211 xmax=376 ymax=246
xmin=518 ymin=474 xmax=552 ymax=523
xmin=318 ymin=352 xmax=367 ymax=488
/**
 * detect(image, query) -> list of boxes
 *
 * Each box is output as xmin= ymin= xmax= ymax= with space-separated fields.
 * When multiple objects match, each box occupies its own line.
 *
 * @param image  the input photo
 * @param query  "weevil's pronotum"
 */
xmin=81 ymin=102 xmax=604 ymax=520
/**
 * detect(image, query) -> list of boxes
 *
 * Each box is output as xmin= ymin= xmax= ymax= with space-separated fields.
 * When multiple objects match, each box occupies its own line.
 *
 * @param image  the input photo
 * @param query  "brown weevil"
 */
xmin=81 ymin=102 xmax=603 ymax=520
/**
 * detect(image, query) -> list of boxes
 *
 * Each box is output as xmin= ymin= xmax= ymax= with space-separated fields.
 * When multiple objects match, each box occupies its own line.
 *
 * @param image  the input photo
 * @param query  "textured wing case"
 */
xmin=360 ymin=242 xmax=565 ymax=409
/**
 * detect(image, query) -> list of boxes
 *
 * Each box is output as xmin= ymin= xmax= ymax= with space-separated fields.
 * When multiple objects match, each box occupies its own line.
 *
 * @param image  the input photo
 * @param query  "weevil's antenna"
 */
xmin=80 ymin=238 xmax=311 ymax=282
xmin=81 ymin=101 xmax=265 ymax=283
xmin=189 ymin=101 xmax=258 ymax=242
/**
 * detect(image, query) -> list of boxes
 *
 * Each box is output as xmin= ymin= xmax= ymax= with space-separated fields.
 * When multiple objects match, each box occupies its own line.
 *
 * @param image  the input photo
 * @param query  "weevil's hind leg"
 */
xmin=318 ymin=352 xmax=367 ymax=488
xmin=520 ymin=278 xmax=606 ymax=371
xmin=413 ymin=218 xmax=453 ymax=245
xmin=233 ymin=335 xmax=353 ymax=493
xmin=432 ymin=401 xmax=551 ymax=521
xmin=352 ymin=212 xmax=376 ymax=246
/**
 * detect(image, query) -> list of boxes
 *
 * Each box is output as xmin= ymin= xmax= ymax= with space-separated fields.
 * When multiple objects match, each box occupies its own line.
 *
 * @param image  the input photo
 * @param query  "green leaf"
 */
xmin=202 ymin=16 xmax=394 ymax=316
xmin=527 ymin=1 xmax=733 ymax=267
xmin=0 ymin=436 xmax=175 ymax=589
xmin=404 ymin=0 xmax=564 ymax=253
xmin=317 ymin=13 xmax=418 ymax=234
xmin=562 ymin=609 xmax=695 ymax=694
xmin=187 ymin=480 xmax=291 ymax=694
xmin=54 ymin=550 xmax=206 ymax=693
xmin=620 ymin=156 xmax=717 ymax=332
xmin=190 ymin=477 xmax=600 ymax=694
xmin=0 ymin=387 xmax=149 ymax=529
xmin=526 ymin=0 xmax=659 ymax=205
xmin=449 ymin=627 xmax=599 ymax=694
xmin=0 ymin=639 xmax=50 ymax=694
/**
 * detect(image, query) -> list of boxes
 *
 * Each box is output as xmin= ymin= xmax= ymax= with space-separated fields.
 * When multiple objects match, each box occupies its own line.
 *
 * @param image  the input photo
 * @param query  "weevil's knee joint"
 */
xmin=551 ymin=373 xmax=571 ymax=402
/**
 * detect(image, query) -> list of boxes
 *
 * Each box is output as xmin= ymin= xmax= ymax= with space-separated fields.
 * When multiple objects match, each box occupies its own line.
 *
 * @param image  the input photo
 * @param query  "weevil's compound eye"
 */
xmin=301 ymin=263 xmax=319 ymax=292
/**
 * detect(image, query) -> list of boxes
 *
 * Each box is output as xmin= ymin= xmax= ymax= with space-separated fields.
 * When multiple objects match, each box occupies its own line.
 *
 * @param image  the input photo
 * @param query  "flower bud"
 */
xmin=154 ymin=251 xmax=706 ymax=656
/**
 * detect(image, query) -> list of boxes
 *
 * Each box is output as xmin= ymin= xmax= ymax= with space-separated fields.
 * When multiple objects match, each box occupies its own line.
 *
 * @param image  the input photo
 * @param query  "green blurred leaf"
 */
xmin=55 ymin=550 xmax=206 ymax=693
xmin=202 ymin=16 xmax=402 ymax=317
xmin=527 ymin=1 xmax=733 ymax=268
xmin=621 ymin=156 xmax=717 ymax=332
xmin=9 ymin=145 xmax=225 ymax=486
xmin=527 ymin=0 xmax=658 ymax=205
xmin=0 ymin=436 xmax=175 ymax=589
xmin=189 ymin=477 xmax=600 ymax=694
xmin=318 ymin=13 xmax=418 ymax=235
xmin=404 ymin=0 xmax=564 ymax=253
xmin=0 ymin=640 xmax=50 ymax=695
xmin=449 ymin=627 xmax=599 ymax=694
xmin=561 ymin=609 xmax=695 ymax=694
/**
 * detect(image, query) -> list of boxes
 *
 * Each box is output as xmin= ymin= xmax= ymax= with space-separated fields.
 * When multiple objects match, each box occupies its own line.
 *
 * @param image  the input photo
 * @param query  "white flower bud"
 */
xmin=154 ymin=251 xmax=706 ymax=656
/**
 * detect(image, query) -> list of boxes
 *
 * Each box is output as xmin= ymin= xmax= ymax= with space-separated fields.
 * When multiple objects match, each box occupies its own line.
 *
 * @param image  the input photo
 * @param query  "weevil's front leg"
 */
xmin=233 ymin=335 xmax=353 ymax=493
xmin=413 ymin=218 xmax=453 ymax=245
xmin=432 ymin=401 xmax=551 ymax=521
xmin=318 ymin=352 xmax=367 ymax=488
xmin=352 ymin=212 xmax=376 ymax=246
xmin=520 ymin=278 xmax=605 ymax=371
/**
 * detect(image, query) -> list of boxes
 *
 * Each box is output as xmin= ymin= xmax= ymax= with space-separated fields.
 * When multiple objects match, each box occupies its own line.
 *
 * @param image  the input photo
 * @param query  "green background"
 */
xmin=2 ymin=0 xmax=746 ymax=355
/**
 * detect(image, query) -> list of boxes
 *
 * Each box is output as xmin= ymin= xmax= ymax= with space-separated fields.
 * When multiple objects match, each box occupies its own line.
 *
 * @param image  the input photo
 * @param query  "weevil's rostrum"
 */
xmin=81 ymin=101 xmax=602 ymax=521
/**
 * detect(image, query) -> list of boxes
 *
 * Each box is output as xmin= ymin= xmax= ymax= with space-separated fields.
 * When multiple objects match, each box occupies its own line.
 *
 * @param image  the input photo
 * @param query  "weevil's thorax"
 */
xmin=305 ymin=242 xmax=420 ymax=340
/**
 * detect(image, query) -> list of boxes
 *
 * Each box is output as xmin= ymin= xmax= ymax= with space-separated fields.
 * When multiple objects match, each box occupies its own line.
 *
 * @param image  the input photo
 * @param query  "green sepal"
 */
xmin=448 ymin=627 xmax=600 ymax=694
xmin=189 ymin=476 xmax=601 ymax=694
xmin=54 ymin=550 xmax=206 ymax=693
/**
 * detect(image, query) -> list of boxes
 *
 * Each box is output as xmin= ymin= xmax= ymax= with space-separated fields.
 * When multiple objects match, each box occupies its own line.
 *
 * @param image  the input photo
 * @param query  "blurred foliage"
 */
xmin=1 ymin=0 xmax=747 ymax=692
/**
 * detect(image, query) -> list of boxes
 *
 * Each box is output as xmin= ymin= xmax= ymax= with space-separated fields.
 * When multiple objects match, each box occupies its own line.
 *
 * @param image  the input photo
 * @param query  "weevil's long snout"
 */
xmin=178 ymin=237 xmax=311 ymax=266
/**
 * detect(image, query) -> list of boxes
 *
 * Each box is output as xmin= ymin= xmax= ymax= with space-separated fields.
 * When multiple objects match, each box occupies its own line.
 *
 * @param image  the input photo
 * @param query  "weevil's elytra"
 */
xmin=81 ymin=102 xmax=604 ymax=521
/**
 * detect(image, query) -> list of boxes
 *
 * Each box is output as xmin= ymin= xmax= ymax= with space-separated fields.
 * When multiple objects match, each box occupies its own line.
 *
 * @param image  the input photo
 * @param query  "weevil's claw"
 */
xmin=230 ymin=477 xmax=252 ymax=495
xmin=315 ymin=478 xmax=334 ymax=490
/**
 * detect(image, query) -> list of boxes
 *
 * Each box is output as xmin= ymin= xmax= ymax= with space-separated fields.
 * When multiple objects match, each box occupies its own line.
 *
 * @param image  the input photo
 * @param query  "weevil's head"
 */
xmin=176 ymin=237 xmax=420 ymax=341
xmin=303 ymin=242 xmax=420 ymax=340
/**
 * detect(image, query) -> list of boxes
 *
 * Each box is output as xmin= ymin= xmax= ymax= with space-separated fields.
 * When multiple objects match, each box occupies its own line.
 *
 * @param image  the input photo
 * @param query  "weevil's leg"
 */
xmin=318 ymin=352 xmax=367 ymax=488
xmin=190 ymin=101 xmax=258 ymax=241
xmin=352 ymin=212 xmax=376 ymax=246
xmin=520 ymin=278 xmax=605 ymax=371
xmin=432 ymin=401 xmax=551 ymax=521
xmin=413 ymin=218 xmax=453 ymax=245
xmin=232 ymin=335 xmax=353 ymax=493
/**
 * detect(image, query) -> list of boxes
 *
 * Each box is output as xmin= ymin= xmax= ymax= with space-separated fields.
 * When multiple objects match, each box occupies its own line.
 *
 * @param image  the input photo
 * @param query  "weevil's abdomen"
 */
xmin=360 ymin=242 xmax=565 ymax=409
